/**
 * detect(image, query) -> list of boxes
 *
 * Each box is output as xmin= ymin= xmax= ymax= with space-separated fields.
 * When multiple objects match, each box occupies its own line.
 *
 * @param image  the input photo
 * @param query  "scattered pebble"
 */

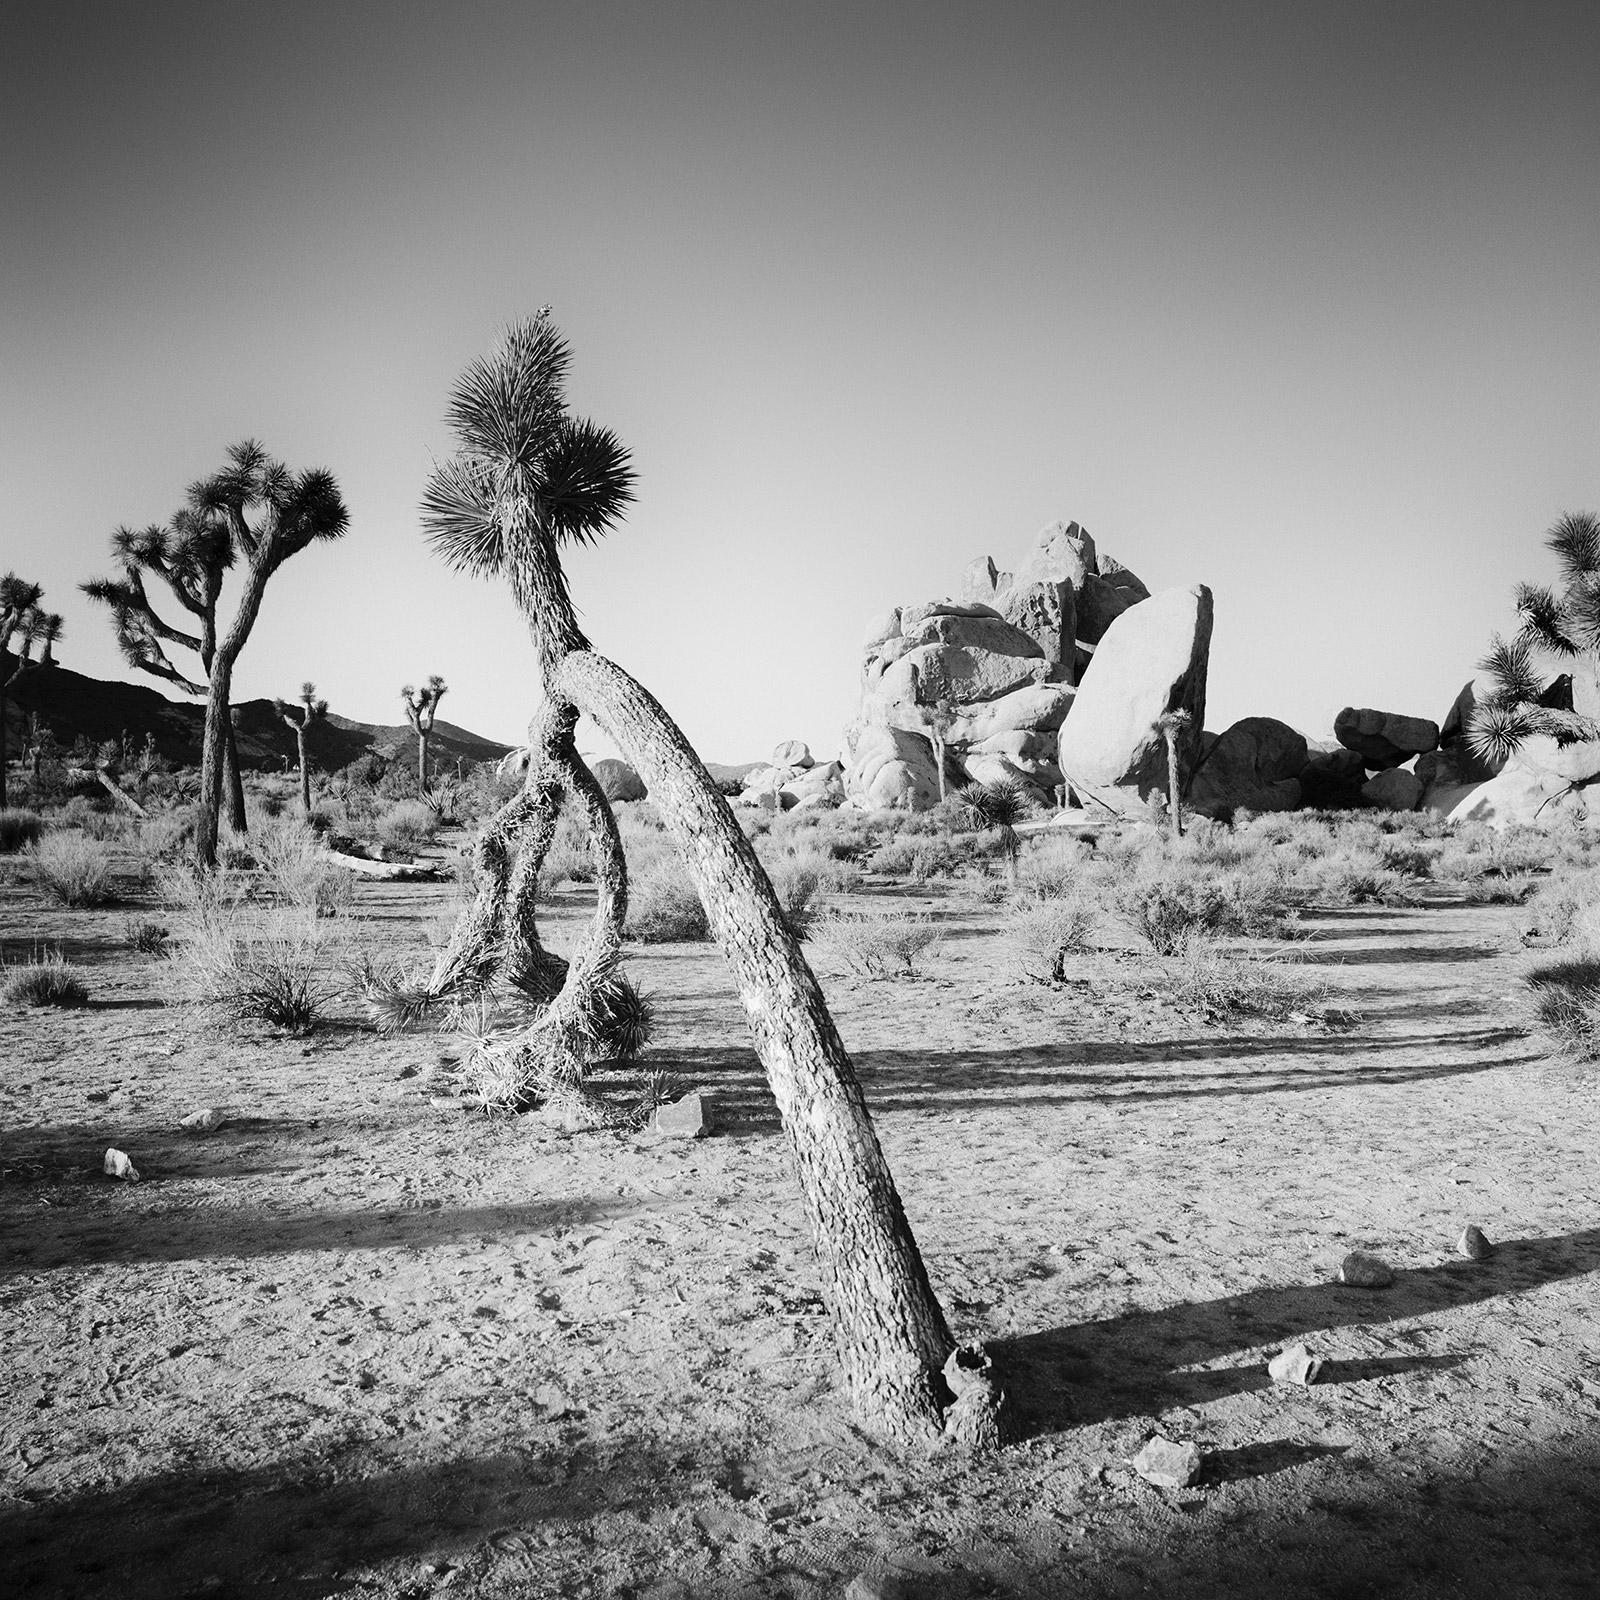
xmin=180 ymin=1107 xmax=225 ymax=1133
xmin=1458 ymin=1224 xmax=1495 ymax=1260
xmin=103 ymin=1147 xmax=140 ymax=1182
xmin=653 ymin=1090 xmax=714 ymax=1139
xmin=1131 ymin=1435 xmax=1204 ymax=1489
xmin=1269 ymin=1342 xmax=1323 ymax=1386
xmin=1338 ymin=1250 xmax=1394 ymax=1288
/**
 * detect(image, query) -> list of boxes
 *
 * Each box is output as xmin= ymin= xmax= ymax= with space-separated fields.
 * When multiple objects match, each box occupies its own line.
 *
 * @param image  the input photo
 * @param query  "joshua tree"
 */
xmin=275 ymin=682 xmax=329 ymax=817
xmin=1469 ymin=511 xmax=1600 ymax=768
xmin=910 ymin=666 xmax=958 ymax=803
xmin=89 ymin=443 xmax=349 ymax=867
xmin=401 ymin=675 xmax=447 ymax=790
xmin=419 ymin=314 xmax=988 ymax=1445
xmin=82 ymin=512 xmax=253 ymax=834
xmin=963 ymin=776 xmax=1028 ymax=882
xmin=1157 ymin=708 xmax=1192 ymax=840
xmin=0 ymin=574 xmax=62 ymax=808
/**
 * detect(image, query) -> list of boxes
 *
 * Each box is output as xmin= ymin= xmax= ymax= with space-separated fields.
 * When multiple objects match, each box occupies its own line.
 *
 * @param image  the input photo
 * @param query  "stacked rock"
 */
xmin=735 ymin=741 xmax=846 ymax=811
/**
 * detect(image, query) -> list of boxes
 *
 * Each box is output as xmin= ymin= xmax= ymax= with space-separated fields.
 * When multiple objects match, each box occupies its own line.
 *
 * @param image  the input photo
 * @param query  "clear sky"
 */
xmin=4 ymin=1 xmax=1596 ymax=762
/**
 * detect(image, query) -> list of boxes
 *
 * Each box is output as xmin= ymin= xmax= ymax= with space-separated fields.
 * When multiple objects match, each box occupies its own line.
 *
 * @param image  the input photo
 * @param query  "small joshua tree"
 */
xmin=1 ymin=574 xmax=62 ymax=808
xmin=1157 ymin=707 xmax=1192 ymax=840
xmin=914 ymin=674 xmax=958 ymax=804
xmin=964 ymin=777 xmax=1029 ymax=883
xmin=1469 ymin=511 xmax=1600 ymax=768
xmin=275 ymin=682 xmax=329 ymax=817
xmin=401 ymin=675 xmax=447 ymax=791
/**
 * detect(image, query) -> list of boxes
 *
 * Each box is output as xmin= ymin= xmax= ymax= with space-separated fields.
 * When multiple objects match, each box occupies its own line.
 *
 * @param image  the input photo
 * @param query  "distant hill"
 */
xmin=2 ymin=657 xmax=515 ymax=774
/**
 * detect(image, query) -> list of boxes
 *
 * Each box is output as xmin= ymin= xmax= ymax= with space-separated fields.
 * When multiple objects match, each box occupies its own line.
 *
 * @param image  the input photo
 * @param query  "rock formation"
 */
xmin=1186 ymin=717 xmax=1307 ymax=817
xmin=843 ymin=520 xmax=1165 ymax=809
xmin=736 ymin=741 xmax=846 ymax=811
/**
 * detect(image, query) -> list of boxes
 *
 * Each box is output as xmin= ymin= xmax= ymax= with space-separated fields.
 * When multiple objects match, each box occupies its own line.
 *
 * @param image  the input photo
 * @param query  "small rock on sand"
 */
xmin=1132 ymin=1435 xmax=1204 ymax=1489
xmin=1268 ymin=1343 xmax=1323 ymax=1386
xmin=103 ymin=1148 xmax=140 ymax=1182
xmin=1458 ymin=1224 xmax=1495 ymax=1260
xmin=653 ymin=1091 xmax=714 ymax=1139
xmin=844 ymin=1575 xmax=916 ymax=1600
xmin=1338 ymin=1250 xmax=1394 ymax=1288
xmin=180 ymin=1108 xmax=225 ymax=1132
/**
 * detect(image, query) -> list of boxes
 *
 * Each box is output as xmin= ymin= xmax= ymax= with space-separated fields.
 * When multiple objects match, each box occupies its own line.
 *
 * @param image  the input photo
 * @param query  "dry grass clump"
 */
xmin=252 ymin=818 xmax=356 ymax=916
xmin=765 ymin=858 xmax=823 ymax=939
xmin=376 ymin=799 xmax=438 ymax=849
xmin=1520 ymin=865 xmax=1600 ymax=947
xmin=125 ymin=916 xmax=171 ymax=955
xmin=1162 ymin=944 xmax=1326 ymax=1022
xmin=811 ymin=909 xmax=941 ymax=978
xmin=28 ymin=833 xmax=118 ymax=907
xmin=1113 ymin=855 xmax=1301 ymax=953
xmin=0 ymin=809 xmax=47 ymax=853
xmin=1015 ymin=835 xmax=1092 ymax=899
xmin=1523 ymin=955 xmax=1600 ymax=1062
xmin=2 ymin=948 xmax=90 ymax=1009
xmin=626 ymin=862 xmax=710 ymax=943
xmin=167 ymin=904 xmax=342 ymax=1032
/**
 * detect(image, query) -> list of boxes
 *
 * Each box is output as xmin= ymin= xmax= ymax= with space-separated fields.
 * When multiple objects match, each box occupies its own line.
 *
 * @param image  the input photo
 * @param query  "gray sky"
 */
xmin=4 ymin=1 xmax=1597 ymax=760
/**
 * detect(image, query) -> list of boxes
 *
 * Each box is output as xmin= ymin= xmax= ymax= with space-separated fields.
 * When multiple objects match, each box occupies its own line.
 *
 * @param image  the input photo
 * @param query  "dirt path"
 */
xmin=2 ymin=869 xmax=1598 ymax=1598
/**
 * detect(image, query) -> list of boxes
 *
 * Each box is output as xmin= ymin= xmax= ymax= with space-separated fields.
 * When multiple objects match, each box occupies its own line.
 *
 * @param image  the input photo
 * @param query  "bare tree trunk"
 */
xmin=1164 ymin=730 xmax=1183 ymax=840
xmin=931 ymin=733 xmax=947 ymax=802
xmin=554 ymin=647 xmax=958 ymax=1442
xmin=0 ymin=685 xmax=9 ymax=809
xmin=297 ymin=728 xmax=312 ymax=817
xmin=417 ymin=730 xmax=430 ymax=793
xmin=224 ymin=722 xmax=247 ymax=834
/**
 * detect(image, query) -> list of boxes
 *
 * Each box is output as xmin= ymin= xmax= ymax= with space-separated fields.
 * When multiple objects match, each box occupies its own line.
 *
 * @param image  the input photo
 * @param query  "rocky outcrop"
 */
xmin=592 ymin=757 xmax=646 ymax=802
xmin=1055 ymin=585 xmax=1213 ymax=816
xmin=1362 ymin=766 xmax=1423 ymax=812
xmin=846 ymin=519 xmax=1156 ymax=808
xmin=738 ymin=742 xmax=844 ymax=811
xmin=1186 ymin=717 xmax=1307 ymax=817
xmin=1447 ymin=754 xmax=1598 ymax=829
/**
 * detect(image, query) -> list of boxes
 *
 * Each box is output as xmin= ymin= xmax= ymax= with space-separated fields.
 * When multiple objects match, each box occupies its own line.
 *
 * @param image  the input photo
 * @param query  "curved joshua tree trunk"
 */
xmin=555 ymin=647 xmax=957 ymax=1438
xmin=296 ymin=726 xmax=312 ymax=816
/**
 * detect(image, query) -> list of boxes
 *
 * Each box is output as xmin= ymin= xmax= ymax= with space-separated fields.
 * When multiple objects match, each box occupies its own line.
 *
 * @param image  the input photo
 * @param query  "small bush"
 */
xmin=167 ymin=905 xmax=340 ymax=1031
xmin=29 ymin=834 xmax=117 ymax=907
xmin=1524 ymin=955 xmax=1600 ymax=1062
xmin=626 ymin=864 xmax=710 ymax=943
xmin=2 ymin=949 xmax=90 ymax=1008
xmin=252 ymin=818 xmax=356 ymax=916
xmin=125 ymin=916 xmax=171 ymax=955
xmin=1520 ymin=866 xmax=1600 ymax=946
xmin=1007 ymin=893 xmax=1097 ymax=982
xmin=811 ymin=909 xmax=941 ymax=978
xmin=0 ymin=809 xmax=46 ymax=852
xmin=1463 ymin=874 xmax=1537 ymax=906
xmin=582 ymin=971 xmax=654 ymax=1061
xmin=767 ymin=859 xmax=823 ymax=939
xmin=376 ymin=799 xmax=438 ymax=849
xmin=1163 ymin=944 xmax=1325 ymax=1022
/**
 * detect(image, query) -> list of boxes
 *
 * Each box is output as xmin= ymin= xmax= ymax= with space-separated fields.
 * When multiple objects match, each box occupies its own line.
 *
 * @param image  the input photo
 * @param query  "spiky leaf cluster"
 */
xmin=1 ymin=573 xmax=62 ymax=679
xmin=420 ymin=312 xmax=636 ymax=583
xmin=274 ymin=681 xmax=329 ymax=732
xmin=401 ymin=675 xmax=447 ymax=734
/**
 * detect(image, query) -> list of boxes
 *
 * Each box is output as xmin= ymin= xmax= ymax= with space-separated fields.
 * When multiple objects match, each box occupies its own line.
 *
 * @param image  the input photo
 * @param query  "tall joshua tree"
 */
xmin=1157 ymin=708 xmax=1192 ymax=840
xmin=1 ymin=574 xmax=62 ymax=808
xmin=1469 ymin=511 xmax=1600 ymax=768
xmin=275 ymin=682 xmax=328 ymax=817
xmin=401 ymin=675 xmax=447 ymax=790
xmin=82 ymin=512 xmax=252 ymax=833
xmin=420 ymin=314 xmax=988 ymax=1445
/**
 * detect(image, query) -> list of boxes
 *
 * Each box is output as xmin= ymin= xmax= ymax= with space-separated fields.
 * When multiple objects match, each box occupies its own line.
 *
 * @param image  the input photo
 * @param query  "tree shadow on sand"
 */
xmin=994 ymin=1227 xmax=1600 ymax=1436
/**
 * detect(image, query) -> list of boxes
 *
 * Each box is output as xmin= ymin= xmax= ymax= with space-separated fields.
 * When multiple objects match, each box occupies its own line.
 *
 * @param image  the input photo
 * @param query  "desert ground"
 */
xmin=3 ymin=819 xmax=1599 ymax=1600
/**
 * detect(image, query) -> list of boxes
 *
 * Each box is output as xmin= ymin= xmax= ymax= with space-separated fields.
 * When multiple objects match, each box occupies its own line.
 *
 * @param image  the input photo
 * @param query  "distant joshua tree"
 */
xmin=1157 ymin=707 xmax=1192 ymax=840
xmin=274 ymin=682 xmax=329 ymax=817
xmin=401 ymin=675 xmax=447 ymax=790
xmin=84 ymin=441 xmax=349 ymax=868
xmin=413 ymin=313 xmax=988 ymax=1447
xmin=909 ymin=663 xmax=957 ymax=803
xmin=1469 ymin=511 xmax=1600 ymax=768
xmin=0 ymin=574 xmax=62 ymax=808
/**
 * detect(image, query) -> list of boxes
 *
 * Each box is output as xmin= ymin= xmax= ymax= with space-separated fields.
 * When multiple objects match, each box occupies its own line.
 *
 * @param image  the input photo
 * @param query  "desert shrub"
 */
xmin=767 ymin=858 xmax=822 ymax=939
xmin=1375 ymin=836 xmax=1442 ymax=879
xmin=167 ymin=904 xmax=341 ymax=1032
xmin=1114 ymin=856 xmax=1300 ymax=953
xmin=424 ymin=776 xmax=466 ymax=826
xmin=582 ymin=971 xmax=654 ymax=1061
xmin=1303 ymin=849 xmax=1420 ymax=907
xmin=0 ymin=809 xmax=46 ymax=852
xmin=1520 ymin=866 xmax=1600 ymax=947
xmin=2 ymin=948 xmax=90 ymax=1008
xmin=1162 ymin=944 xmax=1326 ymax=1021
xmin=252 ymin=818 xmax=356 ymax=916
xmin=1463 ymin=875 xmax=1537 ymax=906
xmin=1523 ymin=955 xmax=1600 ymax=1062
xmin=811 ymin=909 xmax=941 ymax=978
xmin=135 ymin=808 xmax=197 ymax=861
xmin=865 ymin=834 xmax=973 ymax=881
xmin=376 ymin=798 xmax=438 ymax=849
xmin=28 ymin=833 xmax=117 ymax=907
xmin=1007 ymin=893 xmax=1097 ymax=982
xmin=626 ymin=862 xmax=710 ymax=943
xmin=125 ymin=916 xmax=171 ymax=955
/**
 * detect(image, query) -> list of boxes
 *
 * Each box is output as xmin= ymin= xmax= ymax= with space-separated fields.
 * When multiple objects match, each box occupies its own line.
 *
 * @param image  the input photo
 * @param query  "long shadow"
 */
xmin=1295 ymin=943 xmax=1495 ymax=967
xmin=652 ymin=1030 xmax=1536 ymax=1130
xmin=993 ymin=1227 xmax=1600 ymax=1436
xmin=0 ymin=1196 xmax=637 ymax=1276
xmin=0 ymin=1432 xmax=689 ymax=1600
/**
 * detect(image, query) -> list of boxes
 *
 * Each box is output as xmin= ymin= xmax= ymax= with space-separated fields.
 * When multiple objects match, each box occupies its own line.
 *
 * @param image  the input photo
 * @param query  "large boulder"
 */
xmin=1074 ymin=574 xmax=1134 ymax=647
xmin=963 ymin=728 xmax=1063 ymax=789
xmin=1436 ymin=675 xmax=1504 ymax=780
xmin=1447 ymin=755 xmax=1598 ymax=830
xmin=1000 ymin=578 xmax=1076 ymax=667
xmin=770 ymin=739 xmax=813 ymax=770
xmin=1334 ymin=707 xmax=1439 ymax=769
xmin=878 ymin=642 xmax=1045 ymax=708
xmin=592 ymin=757 xmax=646 ymax=802
xmin=1362 ymin=767 xmax=1423 ymax=812
xmin=1056 ymin=585 xmax=1213 ymax=815
xmin=900 ymin=609 xmax=1043 ymax=660
xmin=841 ymin=723 xmax=942 ymax=811
xmin=1516 ymin=732 xmax=1600 ymax=786
xmin=1299 ymin=745 xmax=1367 ymax=808
xmin=1187 ymin=717 xmax=1308 ymax=818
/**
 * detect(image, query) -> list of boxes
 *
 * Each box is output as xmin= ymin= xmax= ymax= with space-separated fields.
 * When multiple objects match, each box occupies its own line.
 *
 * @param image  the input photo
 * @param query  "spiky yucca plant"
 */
xmin=1469 ymin=512 xmax=1600 ymax=767
xmin=1 ymin=574 xmax=62 ymax=809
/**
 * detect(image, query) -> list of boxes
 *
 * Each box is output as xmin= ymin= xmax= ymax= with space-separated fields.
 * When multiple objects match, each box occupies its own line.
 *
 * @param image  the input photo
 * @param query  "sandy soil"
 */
xmin=3 ymin=847 xmax=1599 ymax=1599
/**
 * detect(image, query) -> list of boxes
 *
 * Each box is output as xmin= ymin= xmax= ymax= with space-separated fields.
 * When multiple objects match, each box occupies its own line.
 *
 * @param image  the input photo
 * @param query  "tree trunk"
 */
xmin=931 ymin=733 xmax=947 ymax=802
xmin=0 ymin=686 xmax=8 ymax=809
xmin=1164 ymin=730 xmax=1183 ymax=840
xmin=225 ymin=722 xmax=247 ymax=834
xmin=554 ymin=647 xmax=957 ymax=1442
xmin=298 ymin=729 xmax=312 ymax=817
xmin=417 ymin=730 xmax=430 ymax=792
xmin=196 ymin=559 xmax=272 ymax=869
